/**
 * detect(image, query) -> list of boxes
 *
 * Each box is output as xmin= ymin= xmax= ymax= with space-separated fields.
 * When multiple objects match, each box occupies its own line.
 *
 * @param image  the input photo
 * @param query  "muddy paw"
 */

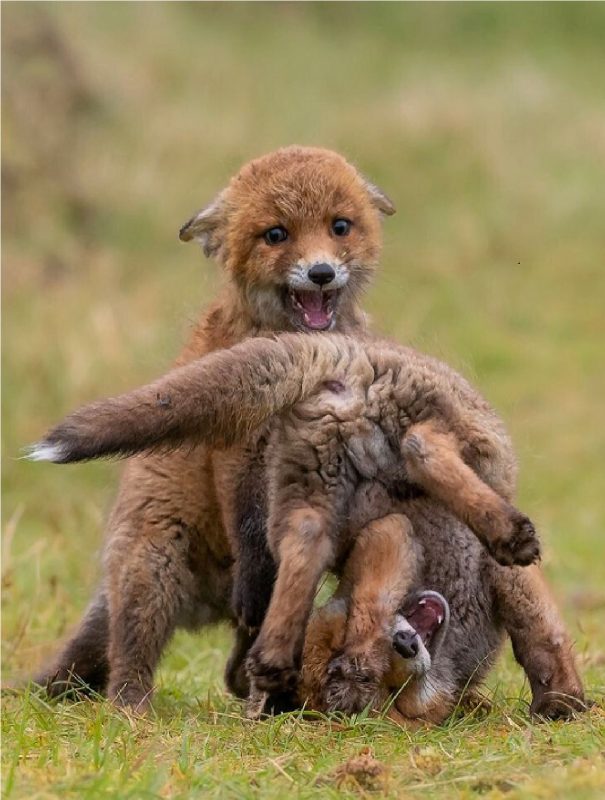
xmin=490 ymin=513 xmax=541 ymax=567
xmin=324 ymin=654 xmax=380 ymax=714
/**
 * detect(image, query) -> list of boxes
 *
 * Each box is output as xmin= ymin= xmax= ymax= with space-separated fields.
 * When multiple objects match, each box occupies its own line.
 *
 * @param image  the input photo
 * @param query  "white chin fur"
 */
xmin=25 ymin=442 xmax=66 ymax=463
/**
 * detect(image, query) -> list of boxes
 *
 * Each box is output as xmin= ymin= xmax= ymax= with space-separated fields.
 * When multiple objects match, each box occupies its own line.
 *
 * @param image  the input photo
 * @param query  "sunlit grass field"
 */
xmin=2 ymin=4 xmax=605 ymax=798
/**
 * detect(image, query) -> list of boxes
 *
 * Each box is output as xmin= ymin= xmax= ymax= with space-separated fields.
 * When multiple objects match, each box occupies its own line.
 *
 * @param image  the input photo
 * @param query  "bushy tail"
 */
xmin=26 ymin=334 xmax=355 ymax=464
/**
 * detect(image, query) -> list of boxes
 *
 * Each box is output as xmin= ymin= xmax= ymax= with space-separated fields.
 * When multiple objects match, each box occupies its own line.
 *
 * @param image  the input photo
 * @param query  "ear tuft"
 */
xmin=178 ymin=191 xmax=227 ymax=257
xmin=364 ymin=179 xmax=396 ymax=217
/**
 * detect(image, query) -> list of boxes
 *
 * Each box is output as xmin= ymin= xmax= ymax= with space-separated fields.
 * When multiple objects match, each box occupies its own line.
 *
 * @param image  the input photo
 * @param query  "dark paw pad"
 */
xmin=324 ymin=654 xmax=379 ymax=714
xmin=490 ymin=514 xmax=541 ymax=567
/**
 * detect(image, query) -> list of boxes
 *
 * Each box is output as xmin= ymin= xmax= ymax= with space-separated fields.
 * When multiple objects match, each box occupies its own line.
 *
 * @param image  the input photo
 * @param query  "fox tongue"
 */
xmin=297 ymin=290 xmax=329 ymax=328
xmin=406 ymin=597 xmax=445 ymax=642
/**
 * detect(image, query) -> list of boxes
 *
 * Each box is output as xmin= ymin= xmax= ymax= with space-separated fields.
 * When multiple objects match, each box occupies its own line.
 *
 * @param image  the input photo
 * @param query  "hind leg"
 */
xmin=225 ymin=472 xmax=276 ymax=698
xmin=225 ymin=545 xmax=274 ymax=699
xmin=230 ymin=459 xmax=276 ymax=633
xmin=104 ymin=519 xmax=202 ymax=712
xmin=225 ymin=624 xmax=255 ymax=699
xmin=225 ymin=538 xmax=274 ymax=699
xmin=324 ymin=513 xmax=422 ymax=713
xmin=35 ymin=589 xmax=109 ymax=698
xmin=492 ymin=563 xmax=585 ymax=719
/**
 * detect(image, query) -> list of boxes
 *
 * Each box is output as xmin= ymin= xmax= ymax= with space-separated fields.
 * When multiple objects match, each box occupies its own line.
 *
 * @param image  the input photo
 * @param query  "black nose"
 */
xmin=393 ymin=630 xmax=419 ymax=659
xmin=308 ymin=262 xmax=336 ymax=286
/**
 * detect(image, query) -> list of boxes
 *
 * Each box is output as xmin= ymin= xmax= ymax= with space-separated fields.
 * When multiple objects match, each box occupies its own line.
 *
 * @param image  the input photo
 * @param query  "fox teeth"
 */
xmin=418 ymin=599 xmax=426 ymax=605
xmin=289 ymin=290 xmax=303 ymax=310
xmin=437 ymin=614 xmax=443 ymax=624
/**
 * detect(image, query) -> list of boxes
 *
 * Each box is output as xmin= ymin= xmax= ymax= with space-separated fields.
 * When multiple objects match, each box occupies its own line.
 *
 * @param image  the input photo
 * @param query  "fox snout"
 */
xmin=288 ymin=260 xmax=349 ymax=292
xmin=393 ymin=628 xmax=420 ymax=659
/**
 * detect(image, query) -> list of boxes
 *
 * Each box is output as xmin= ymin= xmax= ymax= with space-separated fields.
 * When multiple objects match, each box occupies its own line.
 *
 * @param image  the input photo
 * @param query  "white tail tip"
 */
xmin=24 ymin=442 xmax=67 ymax=463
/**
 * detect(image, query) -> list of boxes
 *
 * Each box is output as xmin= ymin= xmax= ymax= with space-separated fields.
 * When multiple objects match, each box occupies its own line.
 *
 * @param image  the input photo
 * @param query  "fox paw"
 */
xmin=489 ymin=513 xmax=541 ymax=567
xmin=108 ymin=681 xmax=151 ymax=714
xmin=323 ymin=654 xmax=380 ymax=714
xmin=530 ymin=674 xmax=587 ymax=720
xmin=245 ymin=686 xmax=298 ymax=719
xmin=531 ymin=691 xmax=587 ymax=720
xmin=245 ymin=648 xmax=299 ymax=696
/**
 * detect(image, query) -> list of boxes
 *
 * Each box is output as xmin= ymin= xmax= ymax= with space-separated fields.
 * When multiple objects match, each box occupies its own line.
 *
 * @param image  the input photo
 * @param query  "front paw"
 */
xmin=323 ymin=653 xmax=380 ymax=714
xmin=245 ymin=645 xmax=299 ymax=696
xmin=531 ymin=690 xmax=588 ymax=720
xmin=490 ymin=513 xmax=541 ymax=567
xmin=530 ymin=674 xmax=587 ymax=720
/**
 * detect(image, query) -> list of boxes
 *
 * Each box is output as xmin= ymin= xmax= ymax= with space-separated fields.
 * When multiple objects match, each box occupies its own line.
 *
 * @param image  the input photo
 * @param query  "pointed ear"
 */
xmin=178 ymin=191 xmax=227 ymax=257
xmin=363 ymin=179 xmax=396 ymax=217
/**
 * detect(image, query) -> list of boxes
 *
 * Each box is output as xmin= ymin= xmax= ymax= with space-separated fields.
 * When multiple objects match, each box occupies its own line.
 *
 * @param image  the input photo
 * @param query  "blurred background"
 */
xmin=2 ymin=3 xmax=604 ymax=696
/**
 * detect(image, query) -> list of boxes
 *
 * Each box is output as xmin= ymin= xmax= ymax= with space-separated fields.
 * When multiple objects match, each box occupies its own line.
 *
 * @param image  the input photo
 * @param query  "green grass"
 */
xmin=2 ymin=3 xmax=605 ymax=798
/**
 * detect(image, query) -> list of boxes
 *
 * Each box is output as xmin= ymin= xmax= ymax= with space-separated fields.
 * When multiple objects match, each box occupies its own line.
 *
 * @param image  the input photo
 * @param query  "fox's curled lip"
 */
xmin=284 ymin=286 xmax=341 ymax=331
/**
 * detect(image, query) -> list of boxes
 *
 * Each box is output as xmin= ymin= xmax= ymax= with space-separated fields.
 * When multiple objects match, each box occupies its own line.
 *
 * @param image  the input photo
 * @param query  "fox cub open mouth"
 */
xmin=391 ymin=590 xmax=450 ymax=677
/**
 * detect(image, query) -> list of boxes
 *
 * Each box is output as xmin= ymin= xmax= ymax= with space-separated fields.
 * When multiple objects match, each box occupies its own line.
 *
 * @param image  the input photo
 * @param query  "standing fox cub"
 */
xmin=31 ymin=146 xmax=582 ymax=719
xmin=31 ymin=334 xmax=585 ymax=720
xmin=32 ymin=146 xmax=395 ymax=709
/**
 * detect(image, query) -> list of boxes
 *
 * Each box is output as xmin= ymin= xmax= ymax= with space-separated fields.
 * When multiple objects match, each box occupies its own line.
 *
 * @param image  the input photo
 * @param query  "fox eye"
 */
xmin=332 ymin=218 xmax=352 ymax=237
xmin=263 ymin=226 xmax=288 ymax=245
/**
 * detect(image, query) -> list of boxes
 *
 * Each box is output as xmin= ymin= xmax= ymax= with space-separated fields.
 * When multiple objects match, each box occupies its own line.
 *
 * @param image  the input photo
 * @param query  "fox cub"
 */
xmin=31 ymin=333 xmax=584 ymax=720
